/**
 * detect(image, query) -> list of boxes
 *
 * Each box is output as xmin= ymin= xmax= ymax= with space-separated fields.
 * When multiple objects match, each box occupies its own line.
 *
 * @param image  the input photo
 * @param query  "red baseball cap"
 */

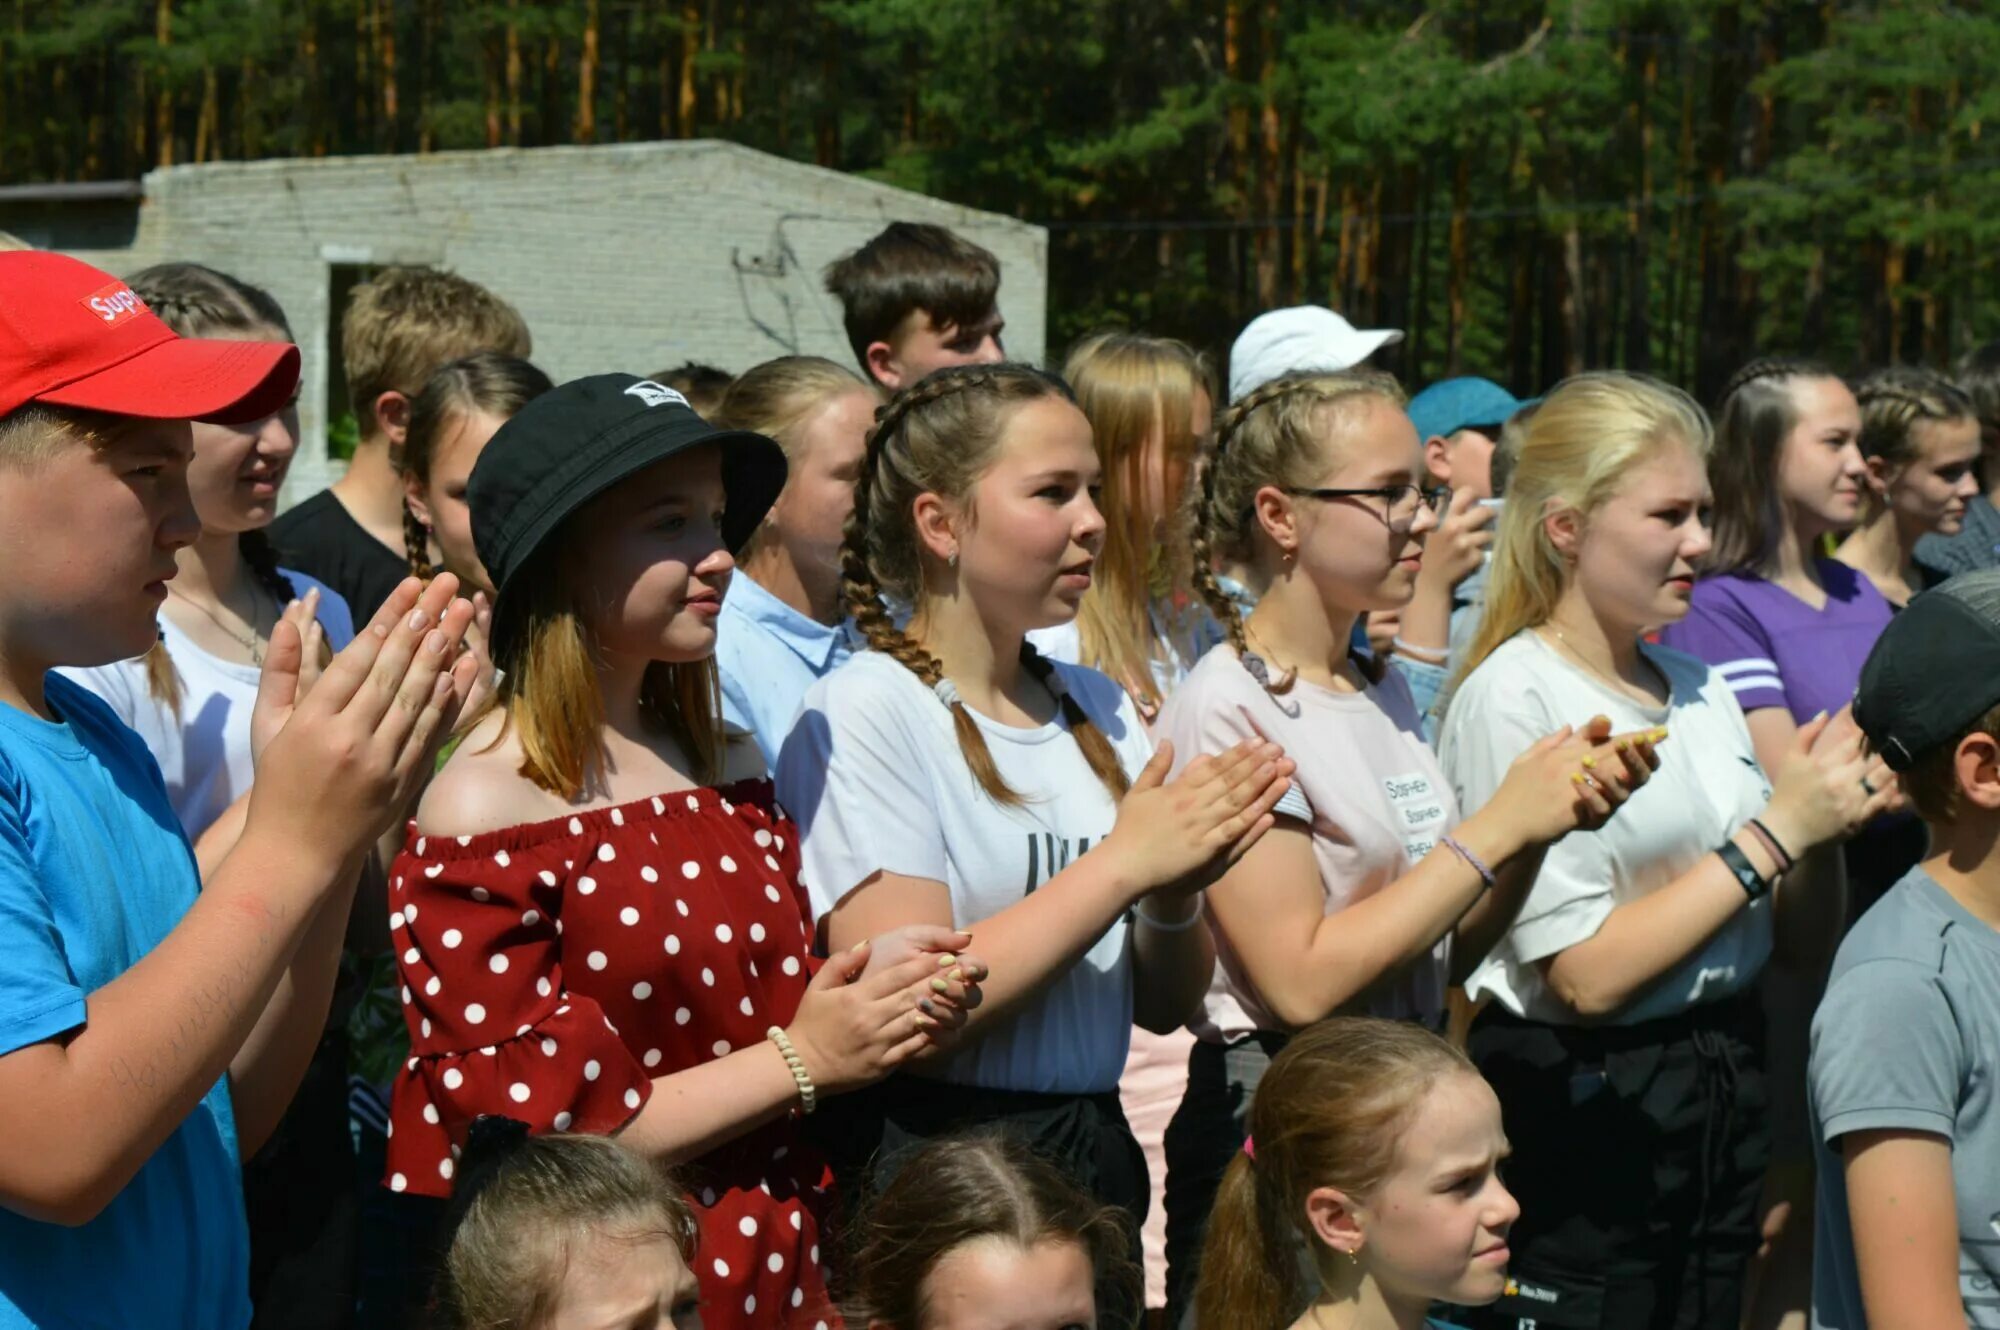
xmin=0 ymin=251 xmax=301 ymax=424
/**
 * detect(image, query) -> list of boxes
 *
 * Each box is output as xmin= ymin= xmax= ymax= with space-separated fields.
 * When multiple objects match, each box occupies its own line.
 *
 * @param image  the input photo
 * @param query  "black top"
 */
xmin=269 ymin=488 xmax=409 ymax=627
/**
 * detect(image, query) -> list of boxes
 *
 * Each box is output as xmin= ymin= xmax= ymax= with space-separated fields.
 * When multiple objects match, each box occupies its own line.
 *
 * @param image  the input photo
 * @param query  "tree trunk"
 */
xmin=1625 ymin=40 xmax=1657 ymax=371
xmin=1253 ymin=0 xmax=1282 ymax=309
xmin=678 ymin=1 xmax=699 ymax=137
xmin=193 ymin=62 xmax=216 ymax=163
xmin=1446 ymin=151 xmax=1470 ymax=375
xmin=506 ymin=0 xmax=523 ymax=145
xmin=378 ymin=0 xmax=398 ymax=148
xmin=153 ymin=0 xmax=173 ymax=167
xmin=577 ymin=0 xmax=600 ymax=142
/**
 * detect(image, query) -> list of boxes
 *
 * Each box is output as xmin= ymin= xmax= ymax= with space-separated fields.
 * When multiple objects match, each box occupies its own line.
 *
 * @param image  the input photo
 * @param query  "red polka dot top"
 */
xmin=385 ymin=779 xmax=841 ymax=1329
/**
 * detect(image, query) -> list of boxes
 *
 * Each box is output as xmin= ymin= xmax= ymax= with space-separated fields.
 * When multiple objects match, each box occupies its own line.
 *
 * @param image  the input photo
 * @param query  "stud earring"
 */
xmin=947 ymin=549 xmax=959 ymax=569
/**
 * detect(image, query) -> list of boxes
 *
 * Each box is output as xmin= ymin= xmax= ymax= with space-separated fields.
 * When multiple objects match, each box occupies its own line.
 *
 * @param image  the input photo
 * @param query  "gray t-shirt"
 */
xmin=1809 ymin=867 xmax=2000 ymax=1329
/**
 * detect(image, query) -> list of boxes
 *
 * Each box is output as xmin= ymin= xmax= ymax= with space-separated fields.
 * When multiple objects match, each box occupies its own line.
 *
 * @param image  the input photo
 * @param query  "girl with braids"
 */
xmin=777 ymin=363 xmax=1294 ymax=1255
xmin=400 ymin=350 xmax=554 ymax=594
xmin=1194 ymin=1018 xmax=1518 ymax=1330
xmin=391 ymin=373 xmax=985 ymax=1330
xmin=57 ymin=261 xmax=362 ymax=1330
xmin=847 ymin=1133 xmax=1140 ymax=1330
xmin=1835 ymin=365 xmax=1983 ymax=608
xmin=1153 ymin=369 xmax=1655 ymax=1325
xmin=1437 ymin=372 xmax=1897 ymax=1330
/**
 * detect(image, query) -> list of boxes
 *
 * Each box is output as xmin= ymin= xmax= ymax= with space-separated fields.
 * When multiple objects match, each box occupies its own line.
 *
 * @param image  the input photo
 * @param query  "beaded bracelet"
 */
xmin=1135 ymin=896 xmax=1206 ymax=933
xmin=1441 ymin=834 xmax=1497 ymax=892
xmin=765 ymin=1026 xmax=817 ymax=1116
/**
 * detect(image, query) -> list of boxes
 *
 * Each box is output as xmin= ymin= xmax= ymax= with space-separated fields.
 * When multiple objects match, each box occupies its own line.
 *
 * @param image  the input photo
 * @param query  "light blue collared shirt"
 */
xmin=715 ymin=573 xmax=860 ymax=769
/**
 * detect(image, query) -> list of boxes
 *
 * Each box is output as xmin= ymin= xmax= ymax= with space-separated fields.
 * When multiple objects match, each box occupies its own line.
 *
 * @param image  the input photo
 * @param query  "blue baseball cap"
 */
xmin=1407 ymin=377 xmax=1528 ymax=442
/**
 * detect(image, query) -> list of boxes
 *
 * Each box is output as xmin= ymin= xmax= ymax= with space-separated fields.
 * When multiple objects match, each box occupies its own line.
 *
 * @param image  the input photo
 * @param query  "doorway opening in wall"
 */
xmin=325 ymin=262 xmax=380 ymax=463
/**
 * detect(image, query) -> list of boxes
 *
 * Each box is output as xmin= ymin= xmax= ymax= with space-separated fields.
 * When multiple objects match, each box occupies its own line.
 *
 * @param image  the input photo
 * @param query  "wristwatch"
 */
xmin=1716 ymin=839 xmax=1771 ymax=900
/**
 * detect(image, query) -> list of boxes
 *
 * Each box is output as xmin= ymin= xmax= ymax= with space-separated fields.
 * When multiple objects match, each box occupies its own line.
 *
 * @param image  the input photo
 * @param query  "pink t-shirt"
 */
xmin=1156 ymin=646 xmax=1457 ymax=1042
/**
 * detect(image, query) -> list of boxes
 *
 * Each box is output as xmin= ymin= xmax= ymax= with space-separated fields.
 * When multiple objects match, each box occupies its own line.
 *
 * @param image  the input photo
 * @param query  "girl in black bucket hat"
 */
xmin=378 ymin=373 xmax=988 ymax=1330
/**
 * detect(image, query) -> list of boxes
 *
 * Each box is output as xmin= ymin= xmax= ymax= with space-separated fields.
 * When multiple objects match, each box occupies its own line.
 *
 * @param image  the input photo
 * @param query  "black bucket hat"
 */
xmin=468 ymin=373 xmax=786 ymax=662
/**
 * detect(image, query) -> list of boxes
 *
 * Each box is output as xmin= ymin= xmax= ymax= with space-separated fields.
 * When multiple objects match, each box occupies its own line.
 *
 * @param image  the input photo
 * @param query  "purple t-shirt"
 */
xmin=1660 ymin=563 xmax=1894 ymax=722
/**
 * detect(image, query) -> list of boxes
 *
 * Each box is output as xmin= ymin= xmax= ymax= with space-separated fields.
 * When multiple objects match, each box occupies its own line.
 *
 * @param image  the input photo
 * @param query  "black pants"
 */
xmin=244 ymin=1030 xmax=357 ymax=1330
xmin=1161 ymin=1030 xmax=1296 ymax=1328
xmin=812 ymin=1074 xmax=1148 ymax=1325
xmin=1453 ymin=994 xmax=1771 ymax=1330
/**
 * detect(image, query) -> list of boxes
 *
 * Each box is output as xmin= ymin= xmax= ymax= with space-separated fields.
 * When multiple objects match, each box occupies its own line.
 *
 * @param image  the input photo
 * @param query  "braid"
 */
xmin=142 ymin=637 xmax=184 ymax=714
xmin=238 ymin=528 xmax=299 ymax=605
xmin=1020 ymin=642 xmax=1131 ymax=800
xmin=404 ymin=503 xmax=437 ymax=579
xmin=1856 ymin=365 xmax=1976 ymax=467
xmin=1193 ymin=372 xmax=1401 ymax=695
xmin=841 ymin=364 xmax=1085 ymax=807
xmin=1717 ymin=355 xmax=1833 ymax=409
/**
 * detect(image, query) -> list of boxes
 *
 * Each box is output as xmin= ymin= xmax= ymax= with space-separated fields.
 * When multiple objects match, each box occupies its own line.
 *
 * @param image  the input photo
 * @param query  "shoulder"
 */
xmin=1831 ymin=875 xmax=1958 ymax=981
xmin=280 ymin=568 xmax=358 ymax=638
xmin=1453 ymin=631 xmax=1545 ymax=705
xmin=416 ymin=712 xmax=567 ymax=838
xmin=1641 ymin=640 xmax=1721 ymax=693
xmin=45 ymin=674 xmax=144 ymax=755
xmin=809 ymin=650 xmax=928 ymax=711
xmin=269 ymin=490 xmax=336 ymax=538
xmin=1026 ymin=620 xmax=1081 ymax=666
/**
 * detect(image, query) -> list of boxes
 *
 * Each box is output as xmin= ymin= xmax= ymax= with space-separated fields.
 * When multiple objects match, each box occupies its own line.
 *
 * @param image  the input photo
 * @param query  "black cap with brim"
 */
xmin=468 ymin=373 xmax=786 ymax=663
xmin=1854 ymin=569 xmax=2000 ymax=771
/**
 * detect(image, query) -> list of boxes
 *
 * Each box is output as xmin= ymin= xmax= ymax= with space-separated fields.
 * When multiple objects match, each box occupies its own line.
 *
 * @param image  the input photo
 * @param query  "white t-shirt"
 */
xmin=59 ymin=570 xmax=356 ymax=842
xmin=777 ymin=649 xmax=1155 ymax=1094
xmin=1155 ymin=646 xmax=1455 ymax=1041
xmin=1026 ymin=600 xmax=1223 ymax=703
xmin=1436 ymin=630 xmax=1773 ymax=1026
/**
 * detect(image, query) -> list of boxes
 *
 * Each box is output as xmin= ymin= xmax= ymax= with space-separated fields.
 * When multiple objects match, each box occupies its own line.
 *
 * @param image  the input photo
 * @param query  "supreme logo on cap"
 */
xmin=79 ymin=280 xmax=148 ymax=328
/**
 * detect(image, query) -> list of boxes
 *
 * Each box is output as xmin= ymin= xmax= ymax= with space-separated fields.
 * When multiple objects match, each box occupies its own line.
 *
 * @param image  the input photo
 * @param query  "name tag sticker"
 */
xmin=1383 ymin=769 xmax=1447 ymax=861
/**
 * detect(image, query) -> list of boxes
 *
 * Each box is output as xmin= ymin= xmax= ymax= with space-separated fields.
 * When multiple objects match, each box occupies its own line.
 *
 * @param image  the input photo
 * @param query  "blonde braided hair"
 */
xmin=842 ymin=363 xmax=1131 ymax=807
xmin=1189 ymin=369 xmax=1407 ymax=693
xmin=1855 ymin=365 xmax=1976 ymax=470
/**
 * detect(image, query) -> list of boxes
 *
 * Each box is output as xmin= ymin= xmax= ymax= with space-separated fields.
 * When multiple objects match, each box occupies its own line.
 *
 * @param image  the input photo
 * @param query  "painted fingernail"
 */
xmin=1571 ymin=772 xmax=1587 ymax=785
xmin=918 ymin=997 xmax=938 ymax=1016
xmin=1581 ymin=755 xmax=1597 ymax=769
xmin=930 ymin=977 xmax=951 ymax=994
xmin=937 ymin=954 xmax=957 ymax=968
xmin=1650 ymin=727 xmax=1669 ymax=741
xmin=914 ymin=1013 xmax=936 ymax=1029
xmin=948 ymin=968 xmax=965 ymax=983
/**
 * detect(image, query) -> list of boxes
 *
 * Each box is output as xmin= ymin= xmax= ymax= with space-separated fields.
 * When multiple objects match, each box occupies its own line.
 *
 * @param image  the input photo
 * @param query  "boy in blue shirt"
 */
xmin=0 ymin=251 xmax=479 ymax=1328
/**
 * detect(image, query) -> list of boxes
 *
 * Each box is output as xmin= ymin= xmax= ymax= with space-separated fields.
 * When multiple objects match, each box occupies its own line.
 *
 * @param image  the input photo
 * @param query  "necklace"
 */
xmin=167 ymin=582 xmax=270 ymax=665
xmin=1538 ymin=621 xmax=1662 ymax=704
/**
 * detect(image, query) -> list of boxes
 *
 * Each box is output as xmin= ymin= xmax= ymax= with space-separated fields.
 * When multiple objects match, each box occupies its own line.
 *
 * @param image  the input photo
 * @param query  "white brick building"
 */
xmin=44 ymin=140 xmax=1048 ymax=501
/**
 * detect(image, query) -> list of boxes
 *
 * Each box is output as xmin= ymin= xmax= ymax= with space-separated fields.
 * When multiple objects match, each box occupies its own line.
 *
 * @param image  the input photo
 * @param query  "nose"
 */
xmin=1410 ymin=496 xmax=1442 ymax=538
xmin=1684 ymin=513 xmax=1714 ymax=562
xmin=1839 ymin=443 xmax=1868 ymax=479
xmin=695 ymin=544 xmax=736 ymax=578
xmin=258 ymin=411 xmax=299 ymax=463
xmin=1075 ymin=489 xmax=1108 ymax=550
xmin=1492 ymin=1180 xmax=1522 ymax=1229
xmin=1957 ymin=469 xmax=1982 ymax=498
xmin=972 ymin=335 xmax=1005 ymax=366
xmin=161 ymin=474 xmax=202 ymax=552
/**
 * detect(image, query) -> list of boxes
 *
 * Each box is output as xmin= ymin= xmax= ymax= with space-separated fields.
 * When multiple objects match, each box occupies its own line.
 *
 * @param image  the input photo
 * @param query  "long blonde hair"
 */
xmin=1195 ymin=1018 xmax=1477 ymax=1329
xmin=1064 ymin=332 xmax=1214 ymax=709
xmin=1456 ymin=371 xmax=1713 ymax=686
xmin=1190 ymin=370 xmax=1407 ymax=693
xmin=842 ymin=364 xmax=1131 ymax=808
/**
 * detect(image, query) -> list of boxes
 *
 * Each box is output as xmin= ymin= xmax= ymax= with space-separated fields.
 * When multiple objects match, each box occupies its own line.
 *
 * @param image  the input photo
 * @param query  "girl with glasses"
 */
xmin=1154 ymin=369 xmax=1658 ymax=1323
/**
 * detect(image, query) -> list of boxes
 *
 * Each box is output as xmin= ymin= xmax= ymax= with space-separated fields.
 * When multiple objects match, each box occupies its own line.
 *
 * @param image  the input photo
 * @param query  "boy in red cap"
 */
xmin=0 ymin=252 xmax=480 ymax=1329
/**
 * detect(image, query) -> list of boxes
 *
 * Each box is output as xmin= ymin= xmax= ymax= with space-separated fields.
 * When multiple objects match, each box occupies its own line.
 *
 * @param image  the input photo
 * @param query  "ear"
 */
xmin=1543 ymin=500 xmax=1584 ymax=563
xmin=1251 ymin=484 xmax=1301 ymax=562
xmin=1955 ymin=731 xmax=2000 ymax=811
xmin=1304 ymin=1184 xmax=1367 ymax=1258
xmin=1423 ymin=435 xmax=1453 ymax=485
xmin=866 ymin=341 xmax=905 ymax=393
xmin=911 ymin=490 xmax=959 ymax=565
xmin=403 ymin=472 xmax=434 ymax=530
xmin=374 ymin=390 xmax=413 ymax=448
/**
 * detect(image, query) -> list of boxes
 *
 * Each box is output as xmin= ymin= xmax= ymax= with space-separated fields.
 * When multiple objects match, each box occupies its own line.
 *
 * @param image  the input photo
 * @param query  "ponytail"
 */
xmin=1194 ymin=1150 xmax=1303 ymax=1330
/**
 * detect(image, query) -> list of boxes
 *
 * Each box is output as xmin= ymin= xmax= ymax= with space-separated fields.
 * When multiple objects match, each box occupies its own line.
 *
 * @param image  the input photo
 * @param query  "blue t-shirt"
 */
xmin=0 ymin=674 xmax=249 ymax=1330
xmin=714 ymin=573 xmax=860 ymax=769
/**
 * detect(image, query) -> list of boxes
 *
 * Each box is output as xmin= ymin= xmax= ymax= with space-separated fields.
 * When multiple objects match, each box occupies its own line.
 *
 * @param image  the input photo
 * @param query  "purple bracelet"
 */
xmin=1441 ymin=834 xmax=1496 ymax=891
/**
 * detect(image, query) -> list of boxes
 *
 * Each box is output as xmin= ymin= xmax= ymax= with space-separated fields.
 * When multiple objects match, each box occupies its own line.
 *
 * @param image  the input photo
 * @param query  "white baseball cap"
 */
xmin=1227 ymin=306 xmax=1404 ymax=402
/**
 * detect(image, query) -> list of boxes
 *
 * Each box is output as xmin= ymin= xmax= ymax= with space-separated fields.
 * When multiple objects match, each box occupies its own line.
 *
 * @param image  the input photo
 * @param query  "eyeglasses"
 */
xmin=1282 ymin=484 xmax=1452 ymax=532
